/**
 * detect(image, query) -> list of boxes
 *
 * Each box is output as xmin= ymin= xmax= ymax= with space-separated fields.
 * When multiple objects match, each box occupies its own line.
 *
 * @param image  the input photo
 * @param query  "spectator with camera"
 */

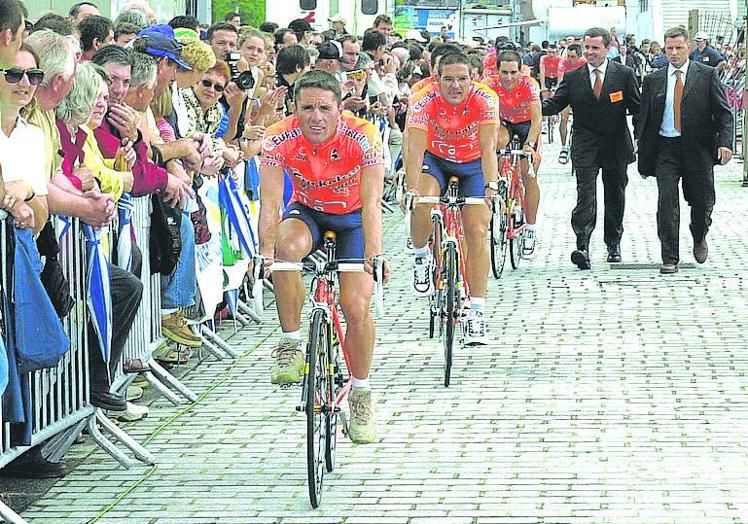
xmin=207 ymin=22 xmax=238 ymax=58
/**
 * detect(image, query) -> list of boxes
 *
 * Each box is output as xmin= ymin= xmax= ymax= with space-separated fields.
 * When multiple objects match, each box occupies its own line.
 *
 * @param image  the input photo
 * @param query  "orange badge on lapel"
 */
xmin=609 ymin=91 xmax=624 ymax=103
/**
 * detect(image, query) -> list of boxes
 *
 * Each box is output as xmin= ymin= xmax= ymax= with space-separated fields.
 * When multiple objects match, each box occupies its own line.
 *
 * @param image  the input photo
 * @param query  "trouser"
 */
xmin=88 ymin=257 xmax=143 ymax=392
xmin=655 ymin=137 xmax=715 ymax=264
xmin=572 ymin=164 xmax=628 ymax=250
xmin=161 ymin=214 xmax=197 ymax=310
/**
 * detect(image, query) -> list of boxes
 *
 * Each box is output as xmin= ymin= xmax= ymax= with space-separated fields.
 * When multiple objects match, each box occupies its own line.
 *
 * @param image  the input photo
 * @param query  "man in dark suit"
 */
xmin=635 ymin=26 xmax=733 ymax=274
xmin=543 ymin=27 xmax=640 ymax=269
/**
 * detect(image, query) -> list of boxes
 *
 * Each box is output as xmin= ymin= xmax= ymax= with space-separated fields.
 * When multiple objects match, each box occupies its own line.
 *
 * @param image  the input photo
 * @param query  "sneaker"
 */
xmin=162 ymin=311 xmax=203 ymax=348
xmin=522 ymin=229 xmax=538 ymax=259
xmin=126 ymin=385 xmax=143 ymax=402
xmin=270 ymin=339 xmax=304 ymax=384
xmin=464 ymin=311 xmax=488 ymax=346
xmin=347 ymin=388 xmax=378 ymax=444
xmin=412 ymin=255 xmax=433 ymax=297
xmin=112 ymin=402 xmax=149 ymax=422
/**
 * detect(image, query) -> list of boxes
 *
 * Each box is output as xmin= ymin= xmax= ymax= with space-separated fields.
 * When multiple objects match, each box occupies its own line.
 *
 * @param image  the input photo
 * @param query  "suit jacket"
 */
xmin=634 ymin=60 xmax=733 ymax=177
xmin=543 ymin=60 xmax=641 ymax=169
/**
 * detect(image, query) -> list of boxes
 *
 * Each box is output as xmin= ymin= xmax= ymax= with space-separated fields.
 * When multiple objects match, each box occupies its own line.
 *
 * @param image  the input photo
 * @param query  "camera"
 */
xmin=225 ymin=52 xmax=255 ymax=91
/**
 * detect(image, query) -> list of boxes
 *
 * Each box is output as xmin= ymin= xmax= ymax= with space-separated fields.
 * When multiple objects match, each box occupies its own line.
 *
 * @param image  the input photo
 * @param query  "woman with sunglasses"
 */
xmin=0 ymin=43 xmax=49 ymax=233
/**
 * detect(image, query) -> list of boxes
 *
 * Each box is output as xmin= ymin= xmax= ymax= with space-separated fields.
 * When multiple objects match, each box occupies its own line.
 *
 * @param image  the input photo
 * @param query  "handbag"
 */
xmin=36 ymin=221 xmax=74 ymax=319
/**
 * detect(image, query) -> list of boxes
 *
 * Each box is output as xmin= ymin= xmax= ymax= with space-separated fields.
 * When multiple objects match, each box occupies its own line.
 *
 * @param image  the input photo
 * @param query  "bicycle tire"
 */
xmin=306 ymin=309 xmax=328 ymax=508
xmin=443 ymin=242 xmax=458 ymax=387
xmin=325 ymin=321 xmax=339 ymax=473
xmin=546 ymin=116 xmax=554 ymax=144
xmin=428 ymin=214 xmax=443 ymax=338
xmin=509 ymin=204 xmax=525 ymax=270
xmin=489 ymin=197 xmax=509 ymax=279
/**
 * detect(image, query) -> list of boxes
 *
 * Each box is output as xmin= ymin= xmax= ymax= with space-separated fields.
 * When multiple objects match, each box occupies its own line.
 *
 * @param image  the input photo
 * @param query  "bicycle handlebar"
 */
xmin=415 ymin=195 xmax=486 ymax=206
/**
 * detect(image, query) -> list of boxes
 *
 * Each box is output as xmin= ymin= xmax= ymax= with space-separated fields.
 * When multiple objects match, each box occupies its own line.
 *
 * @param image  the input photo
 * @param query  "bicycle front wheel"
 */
xmin=428 ymin=214 xmax=444 ymax=338
xmin=442 ymin=243 xmax=459 ymax=387
xmin=510 ymin=209 xmax=525 ymax=270
xmin=490 ymin=201 xmax=509 ymax=279
xmin=306 ymin=309 xmax=329 ymax=508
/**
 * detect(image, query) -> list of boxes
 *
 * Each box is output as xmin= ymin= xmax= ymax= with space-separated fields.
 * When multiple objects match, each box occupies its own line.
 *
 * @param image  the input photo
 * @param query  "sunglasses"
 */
xmin=201 ymin=79 xmax=225 ymax=92
xmin=1 ymin=68 xmax=45 ymax=86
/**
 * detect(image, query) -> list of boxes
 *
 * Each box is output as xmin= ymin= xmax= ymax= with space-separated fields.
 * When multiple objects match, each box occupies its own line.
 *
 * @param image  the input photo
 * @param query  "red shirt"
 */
xmin=559 ymin=56 xmax=587 ymax=76
xmin=407 ymin=81 xmax=498 ymax=163
xmin=484 ymin=75 xmax=540 ymax=124
xmin=261 ymin=113 xmax=383 ymax=214
xmin=540 ymin=54 xmax=561 ymax=78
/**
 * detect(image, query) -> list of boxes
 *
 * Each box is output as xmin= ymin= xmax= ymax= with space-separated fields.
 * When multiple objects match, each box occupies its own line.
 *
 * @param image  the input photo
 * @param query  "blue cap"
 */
xmin=138 ymin=24 xmax=192 ymax=71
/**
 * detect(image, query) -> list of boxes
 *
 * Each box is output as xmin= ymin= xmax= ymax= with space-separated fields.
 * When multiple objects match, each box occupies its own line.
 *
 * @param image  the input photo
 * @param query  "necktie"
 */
xmin=593 ymin=69 xmax=603 ymax=99
xmin=674 ymin=69 xmax=683 ymax=132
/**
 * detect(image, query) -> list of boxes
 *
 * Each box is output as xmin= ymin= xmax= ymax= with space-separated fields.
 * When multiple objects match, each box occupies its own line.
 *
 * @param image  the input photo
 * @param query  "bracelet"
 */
xmin=24 ymin=190 xmax=35 ymax=202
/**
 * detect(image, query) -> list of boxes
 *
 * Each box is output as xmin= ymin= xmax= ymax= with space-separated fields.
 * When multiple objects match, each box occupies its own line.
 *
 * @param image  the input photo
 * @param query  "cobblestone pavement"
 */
xmin=19 ymin=140 xmax=748 ymax=524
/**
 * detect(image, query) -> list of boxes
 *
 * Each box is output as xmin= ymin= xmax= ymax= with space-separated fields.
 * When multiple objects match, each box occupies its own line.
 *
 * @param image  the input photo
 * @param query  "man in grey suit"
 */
xmin=543 ymin=27 xmax=640 ymax=270
xmin=635 ymin=26 xmax=733 ymax=274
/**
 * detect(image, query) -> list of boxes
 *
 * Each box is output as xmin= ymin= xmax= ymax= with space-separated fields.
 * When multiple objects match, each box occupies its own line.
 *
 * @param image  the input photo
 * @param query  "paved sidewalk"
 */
xmin=16 ymin=141 xmax=748 ymax=523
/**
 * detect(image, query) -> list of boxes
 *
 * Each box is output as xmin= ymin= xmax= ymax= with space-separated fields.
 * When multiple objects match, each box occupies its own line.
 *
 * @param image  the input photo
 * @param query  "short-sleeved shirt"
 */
xmin=689 ymin=46 xmax=725 ymax=67
xmin=261 ymin=113 xmax=383 ymax=214
xmin=22 ymin=105 xmax=62 ymax=183
xmin=0 ymin=116 xmax=49 ymax=196
xmin=407 ymin=81 xmax=498 ymax=163
xmin=484 ymin=75 xmax=540 ymax=124
xmin=559 ymin=56 xmax=587 ymax=76
xmin=540 ymin=54 xmax=561 ymax=78
xmin=409 ymin=75 xmax=437 ymax=99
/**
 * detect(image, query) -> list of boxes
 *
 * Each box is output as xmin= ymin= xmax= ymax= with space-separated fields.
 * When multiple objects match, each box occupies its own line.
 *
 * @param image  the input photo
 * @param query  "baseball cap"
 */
xmin=694 ymin=31 xmax=708 ymax=41
xmin=317 ymin=41 xmax=341 ymax=60
xmin=405 ymin=29 xmax=427 ymax=43
xmin=289 ymin=18 xmax=312 ymax=34
xmin=328 ymin=14 xmax=346 ymax=25
xmin=138 ymin=25 xmax=192 ymax=71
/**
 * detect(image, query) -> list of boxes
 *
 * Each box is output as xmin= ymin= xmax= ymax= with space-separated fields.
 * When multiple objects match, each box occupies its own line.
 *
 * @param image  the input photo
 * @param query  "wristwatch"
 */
xmin=526 ymin=141 xmax=537 ymax=150
xmin=485 ymin=181 xmax=500 ymax=191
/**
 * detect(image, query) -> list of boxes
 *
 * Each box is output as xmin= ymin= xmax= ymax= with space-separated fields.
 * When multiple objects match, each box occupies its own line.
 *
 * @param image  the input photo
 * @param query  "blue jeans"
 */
xmin=161 ymin=213 xmax=197 ymax=309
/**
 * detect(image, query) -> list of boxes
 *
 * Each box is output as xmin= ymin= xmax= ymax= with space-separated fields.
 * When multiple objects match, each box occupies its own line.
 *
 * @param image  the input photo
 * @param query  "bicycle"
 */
xmin=490 ymin=140 xmax=533 ymax=278
xmin=407 ymin=180 xmax=486 ymax=387
xmin=264 ymin=238 xmax=384 ymax=508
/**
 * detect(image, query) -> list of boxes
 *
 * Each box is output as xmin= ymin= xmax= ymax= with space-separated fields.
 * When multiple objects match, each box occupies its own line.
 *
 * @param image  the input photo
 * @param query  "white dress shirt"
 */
xmin=587 ymin=59 xmax=609 ymax=90
xmin=660 ymin=60 xmax=689 ymax=137
xmin=0 ymin=116 xmax=49 ymax=196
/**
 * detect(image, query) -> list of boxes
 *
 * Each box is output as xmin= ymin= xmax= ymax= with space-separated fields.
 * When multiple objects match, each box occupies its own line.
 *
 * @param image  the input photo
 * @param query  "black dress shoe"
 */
xmin=571 ymin=249 xmax=591 ymax=270
xmin=91 ymin=391 xmax=127 ymax=411
xmin=607 ymin=245 xmax=622 ymax=263
xmin=693 ymin=240 xmax=708 ymax=264
xmin=0 ymin=448 xmax=69 ymax=479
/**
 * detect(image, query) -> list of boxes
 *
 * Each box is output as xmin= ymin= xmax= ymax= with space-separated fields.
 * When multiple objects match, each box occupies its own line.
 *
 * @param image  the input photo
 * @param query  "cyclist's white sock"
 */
xmin=526 ymin=224 xmax=536 ymax=232
xmin=161 ymin=308 xmax=178 ymax=316
xmin=351 ymin=375 xmax=370 ymax=390
xmin=413 ymin=245 xmax=430 ymax=258
xmin=470 ymin=297 xmax=485 ymax=314
xmin=280 ymin=330 xmax=301 ymax=342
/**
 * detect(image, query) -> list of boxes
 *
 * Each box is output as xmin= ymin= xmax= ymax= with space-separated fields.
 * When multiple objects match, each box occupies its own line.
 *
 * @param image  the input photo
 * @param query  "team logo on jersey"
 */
xmin=330 ymin=148 xmax=339 ymax=161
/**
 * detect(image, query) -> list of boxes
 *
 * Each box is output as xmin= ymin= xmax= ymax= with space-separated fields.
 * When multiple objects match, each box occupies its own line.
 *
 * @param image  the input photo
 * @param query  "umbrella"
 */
xmin=83 ymin=224 xmax=112 ymax=381
xmin=218 ymin=175 xmax=257 ymax=258
xmin=116 ymin=193 xmax=135 ymax=272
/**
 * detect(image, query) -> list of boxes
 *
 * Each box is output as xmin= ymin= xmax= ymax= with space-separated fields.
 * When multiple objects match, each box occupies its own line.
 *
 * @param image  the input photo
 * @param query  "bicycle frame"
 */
xmin=432 ymin=180 xmax=471 ymax=302
xmin=499 ymin=148 xmax=528 ymax=240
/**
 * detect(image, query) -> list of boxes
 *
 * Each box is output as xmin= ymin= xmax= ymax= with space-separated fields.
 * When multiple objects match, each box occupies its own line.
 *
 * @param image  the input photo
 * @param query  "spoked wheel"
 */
xmin=442 ymin=243 xmax=459 ymax=387
xmin=546 ymin=116 xmax=555 ymax=144
xmin=428 ymin=216 xmax=443 ymax=338
xmin=325 ymin=335 xmax=340 ymax=473
xmin=510 ymin=205 xmax=526 ymax=270
xmin=306 ymin=310 xmax=328 ymax=508
xmin=489 ymin=200 xmax=509 ymax=279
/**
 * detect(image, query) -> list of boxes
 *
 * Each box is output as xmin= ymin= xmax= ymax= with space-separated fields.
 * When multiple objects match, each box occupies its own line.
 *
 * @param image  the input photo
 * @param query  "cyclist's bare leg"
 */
xmin=521 ymin=158 xmax=540 ymax=224
xmin=497 ymin=124 xmax=510 ymax=152
xmin=410 ymin=174 xmax=441 ymax=249
xmin=338 ymin=273 xmax=376 ymax=379
xmin=273 ymin=218 xmax=313 ymax=332
xmin=560 ymin=107 xmax=571 ymax=146
xmin=461 ymin=204 xmax=491 ymax=299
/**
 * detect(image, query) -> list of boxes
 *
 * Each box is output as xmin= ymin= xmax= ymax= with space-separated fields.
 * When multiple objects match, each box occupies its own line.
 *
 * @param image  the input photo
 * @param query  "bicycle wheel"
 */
xmin=325 ymin=322 xmax=340 ymax=473
xmin=442 ymin=242 xmax=459 ymax=387
xmin=489 ymin=196 xmax=509 ymax=279
xmin=546 ymin=116 xmax=554 ymax=144
xmin=306 ymin=309 xmax=328 ymax=508
xmin=428 ymin=215 xmax=443 ymax=338
xmin=510 ymin=203 xmax=526 ymax=270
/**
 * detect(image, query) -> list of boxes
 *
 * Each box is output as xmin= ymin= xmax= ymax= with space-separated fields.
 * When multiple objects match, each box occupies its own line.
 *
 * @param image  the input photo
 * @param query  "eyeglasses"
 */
xmin=201 ymin=79 xmax=225 ymax=92
xmin=1 ymin=68 xmax=45 ymax=86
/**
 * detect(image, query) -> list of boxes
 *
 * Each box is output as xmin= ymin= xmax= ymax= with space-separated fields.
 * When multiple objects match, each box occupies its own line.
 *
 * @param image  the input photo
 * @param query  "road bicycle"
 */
xmin=264 ymin=237 xmax=384 ymax=508
xmin=407 ymin=179 xmax=486 ymax=387
xmin=490 ymin=141 xmax=533 ymax=278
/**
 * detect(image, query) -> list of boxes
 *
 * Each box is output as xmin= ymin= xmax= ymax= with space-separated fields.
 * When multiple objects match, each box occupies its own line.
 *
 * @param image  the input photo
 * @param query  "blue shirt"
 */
xmin=689 ymin=46 xmax=725 ymax=67
xmin=650 ymin=54 xmax=668 ymax=70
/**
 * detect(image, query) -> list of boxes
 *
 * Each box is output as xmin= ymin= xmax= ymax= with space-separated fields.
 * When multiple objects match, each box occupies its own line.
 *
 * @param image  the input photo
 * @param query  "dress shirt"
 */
xmin=660 ymin=60 xmax=689 ymax=137
xmin=587 ymin=59 xmax=609 ymax=90
xmin=0 ymin=116 xmax=49 ymax=196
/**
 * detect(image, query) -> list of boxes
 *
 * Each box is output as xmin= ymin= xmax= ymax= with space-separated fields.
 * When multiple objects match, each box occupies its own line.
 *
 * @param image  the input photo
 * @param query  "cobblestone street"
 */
xmin=16 ymin=141 xmax=748 ymax=523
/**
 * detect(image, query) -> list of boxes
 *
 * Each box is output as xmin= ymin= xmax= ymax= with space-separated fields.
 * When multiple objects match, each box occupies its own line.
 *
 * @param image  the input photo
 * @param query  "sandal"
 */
xmin=558 ymin=149 xmax=569 ymax=165
xmin=153 ymin=345 xmax=190 ymax=365
xmin=123 ymin=358 xmax=151 ymax=374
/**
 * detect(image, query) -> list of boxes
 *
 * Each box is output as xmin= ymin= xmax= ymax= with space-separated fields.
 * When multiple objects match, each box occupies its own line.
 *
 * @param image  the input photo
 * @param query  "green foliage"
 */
xmin=211 ymin=0 xmax=266 ymax=27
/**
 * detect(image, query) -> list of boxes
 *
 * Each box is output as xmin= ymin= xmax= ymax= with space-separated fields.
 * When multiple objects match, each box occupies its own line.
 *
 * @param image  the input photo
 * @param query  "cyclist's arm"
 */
xmin=478 ymin=123 xmax=499 ymax=184
xmin=539 ymin=61 xmax=547 ymax=91
xmin=404 ymin=126 xmax=427 ymax=191
xmin=528 ymin=100 xmax=542 ymax=147
xmin=360 ymin=163 xmax=386 ymax=261
xmin=258 ymin=163 xmax=285 ymax=259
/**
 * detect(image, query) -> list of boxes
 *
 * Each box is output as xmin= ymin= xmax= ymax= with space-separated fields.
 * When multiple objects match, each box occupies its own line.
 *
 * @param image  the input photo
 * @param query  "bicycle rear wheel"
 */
xmin=325 ymin=323 xmax=341 ymax=473
xmin=545 ymin=116 xmax=555 ymax=144
xmin=442 ymin=243 xmax=459 ymax=387
xmin=489 ymin=198 xmax=509 ymax=279
xmin=306 ymin=309 xmax=328 ymax=508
